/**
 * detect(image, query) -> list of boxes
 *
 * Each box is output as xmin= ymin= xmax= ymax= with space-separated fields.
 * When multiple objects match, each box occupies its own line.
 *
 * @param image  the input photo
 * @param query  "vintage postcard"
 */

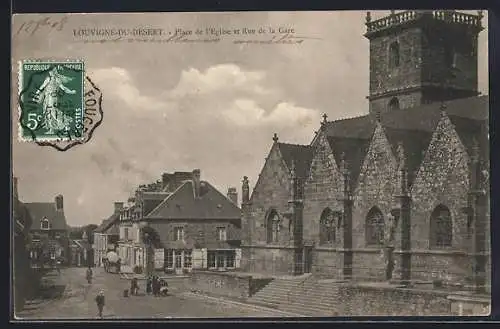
xmin=11 ymin=10 xmax=490 ymax=320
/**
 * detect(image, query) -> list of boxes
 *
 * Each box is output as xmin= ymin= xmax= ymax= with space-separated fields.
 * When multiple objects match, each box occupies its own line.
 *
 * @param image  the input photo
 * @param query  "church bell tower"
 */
xmin=364 ymin=10 xmax=484 ymax=115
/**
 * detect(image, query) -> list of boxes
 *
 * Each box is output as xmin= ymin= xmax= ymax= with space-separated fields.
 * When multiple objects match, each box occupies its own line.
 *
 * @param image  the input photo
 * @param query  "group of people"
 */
xmin=146 ymin=275 xmax=168 ymax=297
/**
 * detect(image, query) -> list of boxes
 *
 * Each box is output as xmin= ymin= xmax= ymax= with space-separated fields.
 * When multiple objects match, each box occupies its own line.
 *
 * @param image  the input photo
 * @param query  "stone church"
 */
xmin=240 ymin=10 xmax=490 ymax=291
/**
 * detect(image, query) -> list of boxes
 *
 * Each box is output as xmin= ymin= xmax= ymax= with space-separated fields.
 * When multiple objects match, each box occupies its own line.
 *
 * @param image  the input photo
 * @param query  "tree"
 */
xmin=141 ymin=225 xmax=162 ymax=275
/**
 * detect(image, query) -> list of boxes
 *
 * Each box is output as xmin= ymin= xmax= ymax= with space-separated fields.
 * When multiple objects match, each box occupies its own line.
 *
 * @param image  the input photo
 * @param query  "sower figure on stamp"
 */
xmin=95 ymin=289 xmax=105 ymax=318
xmin=34 ymin=66 xmax=76 ymax=134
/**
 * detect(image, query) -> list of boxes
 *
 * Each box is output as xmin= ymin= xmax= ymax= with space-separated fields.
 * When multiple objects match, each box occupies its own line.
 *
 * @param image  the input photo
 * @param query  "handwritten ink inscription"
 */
xmin=16 ymin=16 xmax=68 ymax=36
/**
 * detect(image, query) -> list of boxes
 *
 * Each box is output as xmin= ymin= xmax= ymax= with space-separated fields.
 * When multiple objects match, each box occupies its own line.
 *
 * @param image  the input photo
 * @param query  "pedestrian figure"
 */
xmin=159 ymin=279 xmax=169 ymax=296
xmin=130 ymin=277 xmax=139 ymax=296
xmin=151 ymin=275 xmax=158 ymax=297
xmin=86 ymin=267 xmax=93 ymax=284
xmin=95 ymin=289 xmax=105 ymax=318
xmin=146 ymin=276 xmax=152 ymax=295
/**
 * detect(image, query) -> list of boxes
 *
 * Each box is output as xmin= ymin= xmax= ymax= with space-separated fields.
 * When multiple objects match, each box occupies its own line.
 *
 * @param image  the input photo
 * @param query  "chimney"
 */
xmin=161 ymin=173 xmax=171 ymax=191
xmin=114 ymin=202 xmax=124 ymax=214
xmin=55 ymin=195 xmax=64 ymax=211
xmin=227 ymin=187 xmax=238 ymax=205
xmin=13 ymin=176 xmax=18 ymax=200
xmin=242 ymin=176 xmax=250 ymax=204
xmin=192 ymin=169 xmax=201 ymax=198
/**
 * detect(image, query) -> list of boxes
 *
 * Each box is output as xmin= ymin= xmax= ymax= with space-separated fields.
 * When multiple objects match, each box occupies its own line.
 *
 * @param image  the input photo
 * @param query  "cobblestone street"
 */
xmin=16 ymin=267 xmax=295 ymax=319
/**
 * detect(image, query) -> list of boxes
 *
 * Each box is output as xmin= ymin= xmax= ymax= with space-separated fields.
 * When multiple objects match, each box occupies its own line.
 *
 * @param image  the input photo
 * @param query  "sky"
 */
xmin=11 ymin=11 xmax=489 ymax=226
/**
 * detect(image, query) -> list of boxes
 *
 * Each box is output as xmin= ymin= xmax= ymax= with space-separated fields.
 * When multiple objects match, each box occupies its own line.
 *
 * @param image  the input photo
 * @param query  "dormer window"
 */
xmin=41 ymin=218 xmax=50 ymax=230
xmin=389 ymin=41 xmax=400 ymax=68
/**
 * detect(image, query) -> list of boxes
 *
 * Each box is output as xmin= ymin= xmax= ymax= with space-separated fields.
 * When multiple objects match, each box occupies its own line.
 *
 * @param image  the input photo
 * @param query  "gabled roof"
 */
xmin=146 ymin=180 xmax=241 ymax=220
xmin=24 ymin=202 xmax=68 ymax=231
xmin=326 ymin=136 xmax=372 ymax=189
xmin=383 ymin=127 xmax=433 ymax=186
xmin=321 ymin=95 xmax=488 ymax=185
xmin=95 ymin=213 xmax=120 ymax=234
xmin=277 ymin=143 xmax=314 ymax=179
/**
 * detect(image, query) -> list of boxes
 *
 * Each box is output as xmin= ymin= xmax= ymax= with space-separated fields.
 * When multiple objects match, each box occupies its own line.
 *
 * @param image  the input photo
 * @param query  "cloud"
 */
xmin=223 ymin=99 xmax=320 ymax=128
xmin=90 ymin=67 xmax=167 ymax=110
xmin=168 ymin=64 xmax=270 ymax=98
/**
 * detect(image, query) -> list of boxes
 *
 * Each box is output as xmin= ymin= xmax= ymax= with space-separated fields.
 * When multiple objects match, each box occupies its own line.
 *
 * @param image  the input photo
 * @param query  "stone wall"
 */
xmin=352 ymin=123 xmax=398 ymax=250
xmin=313 ymin=248 xmax=342 ymax=277
xmin=188 ymin=271 xmax=253 ymax=301
xmin=338 ymin=284 xmax=452 ymax=316
xmin=242 ymin=246 xmax=295 ymax=275
xmin=303 ymin=132 xmax=343 ymax=244
xmin=369 ymin=91 xmax=423 ymax=115
xmin=246 ymin=144 xmax=293 ymax=245
xmin=369 ymin=28 xmax=423 ymax=98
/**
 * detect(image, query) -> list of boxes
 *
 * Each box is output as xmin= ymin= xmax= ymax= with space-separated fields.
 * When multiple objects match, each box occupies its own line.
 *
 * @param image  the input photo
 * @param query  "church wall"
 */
xmin=247 ymin=145 xmax=293 ymax=246
xmin=420 ymin=24 xmax=478 ymax=92
xmin=303 ymin=132 xmax=343 ymax=245
xmin=241 ymin=246 xmax=295 ymax=275
xmin=369 ymin=28 xmax=423 ymax=97
xmin=351 ymin=124 xmax=399 ymax=280
xmin=313 ymin=248 xmax=343 ymax=278
xmin=410 ymin=115 xmax=472 ymax=282
xmin=369 ymin=90 xmax=422 ymax=114
xmin=303 ymin=132 xmax=344 ymax=277
xmin=241 ymin=143 xmax=294 ymax=275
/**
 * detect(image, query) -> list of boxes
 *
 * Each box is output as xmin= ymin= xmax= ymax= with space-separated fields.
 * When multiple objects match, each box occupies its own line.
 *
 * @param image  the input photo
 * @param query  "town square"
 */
xmin=12 ymin=10 xmax=490 ymax=319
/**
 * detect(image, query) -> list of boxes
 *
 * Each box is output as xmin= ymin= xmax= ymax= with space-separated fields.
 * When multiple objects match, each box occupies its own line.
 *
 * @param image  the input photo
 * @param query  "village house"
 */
xmin=240 ymin=10 xmax=490 ymax=292
xmin=117 ymin=170 xmax=242 ymax=274
xmin=12 ymin=176 xmax=33 ymax=313
xmin=69 ymin=239 xmax=92 ymax=267
xmin=93 ymin=206 xmax=121 ymax=267
xmin=24 ymin=194 xmax=70 ymax=267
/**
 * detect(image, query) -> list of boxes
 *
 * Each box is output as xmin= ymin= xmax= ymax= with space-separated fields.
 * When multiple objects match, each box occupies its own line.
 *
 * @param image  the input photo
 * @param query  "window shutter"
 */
xmin=154 ymin=248 xmax=164 ymax=269
xmin=192 ymin=249 xmax=203 ymax=269
xmin=135 ymin=227 xmax=141 ymax=243
xmin=235 ymin=248 xmax=242 ymax=268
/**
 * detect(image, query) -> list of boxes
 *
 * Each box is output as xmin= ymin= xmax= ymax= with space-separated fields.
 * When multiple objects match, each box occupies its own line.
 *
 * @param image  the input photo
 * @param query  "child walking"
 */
xmin=95 ymin=289 xmax=105 ymax=318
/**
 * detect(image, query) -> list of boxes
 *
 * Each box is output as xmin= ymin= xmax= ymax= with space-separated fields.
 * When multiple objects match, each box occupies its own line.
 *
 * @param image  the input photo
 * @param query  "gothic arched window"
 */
xmin=41 ymin=218 xmax=50 ymax=230
xmin=366 ymin=207 xmax=385 ymax=246
xmin=266 ymin=210 xmax=280 ymax=243
xmin=388 ymin=97 xmax=400 ymax=111
xmin=389 ymin=41 xmax=400 ymax=68
xmin=430 ymin=204 xmax=452 ymax=248
xmin=319 ymin=208 xmax=336 ymax=245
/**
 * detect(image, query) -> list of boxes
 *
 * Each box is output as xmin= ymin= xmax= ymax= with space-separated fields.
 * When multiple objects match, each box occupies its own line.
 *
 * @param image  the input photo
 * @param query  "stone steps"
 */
xmin=248 ymin=277 xmax=344 ymax=317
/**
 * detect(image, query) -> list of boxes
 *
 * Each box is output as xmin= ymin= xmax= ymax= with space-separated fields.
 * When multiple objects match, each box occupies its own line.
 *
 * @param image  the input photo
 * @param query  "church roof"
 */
xmin=326 ymin=136 xmax=372 ymax=189
xmin=383 ymin=127 xmax=434 ymax=185
xmin=146 ymin=180 xmax=241 ymax=220
xmin=277 ymin=143 xmax=314 ymax=179
xmin=322 ymin=95 xmax=488 ymax=184
xmin=24 ymin=202 xmax=68 ymax=231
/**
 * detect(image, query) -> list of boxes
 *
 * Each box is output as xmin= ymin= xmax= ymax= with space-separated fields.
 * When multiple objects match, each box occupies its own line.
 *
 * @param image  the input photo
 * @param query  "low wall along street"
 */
xmin=187 ymin=270 xmax=490 ymax=316
xmin=188 ymin=271 xmax=273 ymax=301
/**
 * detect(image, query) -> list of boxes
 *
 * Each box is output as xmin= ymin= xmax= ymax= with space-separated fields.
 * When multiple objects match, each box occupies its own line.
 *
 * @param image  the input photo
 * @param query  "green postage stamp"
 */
xmin=18 ymin=60 xmax=85 ymax=142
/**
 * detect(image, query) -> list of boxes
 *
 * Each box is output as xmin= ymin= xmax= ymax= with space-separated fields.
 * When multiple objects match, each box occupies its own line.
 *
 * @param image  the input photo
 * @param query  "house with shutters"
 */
xmin=12 ymin=176 xmax=33 ymax=313
xmin=93 ymin=209 xmax=121 ymax=267
xmin=117 ymin=169 xmax=242 ymax=274
xmin=240 ymin=10 xmax=490 ymax=292
xmin=24 ymin=194 xmax=70 ymax=266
